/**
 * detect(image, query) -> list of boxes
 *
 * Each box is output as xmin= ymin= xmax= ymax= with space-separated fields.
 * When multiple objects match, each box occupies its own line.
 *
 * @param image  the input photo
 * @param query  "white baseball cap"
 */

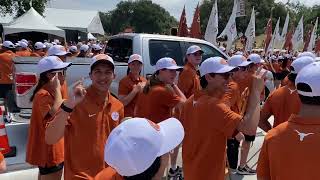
xmin=80 ymin=44 xmax=90 ymax=52
xmin=68 ymin=46 xmax=78 ymax=53
xmin=48 ymin=45 xmax=71 ymax=56
xmin=200 ymin=57 xmax=236 ymax=77
xmin=20 ymin=39 xmax=28 ymax=45
xmin=155 ymin=57 xmax=182 ymax=71
xmin=37 ymin=56 xmax=71 ymax=74
xmin=92 ymin=44 xmax=102 ymax=51
xmin=297 ymin=51 xmax=316 ymax=59
xmin=34 ymin=42 xmax=46 ymax=50
xmin=296 ymin=62 xmax=320 ymax=97
xmin=271 ymin=55 xmax=277 ymax=61
xmin=219 ymin=46 xmax=226 ymax=52
xmin=18 ymin=41 xmax=28 ymax=49
xmin=128 ymin=54 xmax=143 ymax=64
xmin=186 ymin=45 xmax=203 ymax=55
xmin=235 ymin=51 xmax=243 ymax=55
xmin=105 ymin=117 xmax=184 ymax=176
xmin=90 ymin=54 xmax=114 ymax=70
xmin=290 ymin=56 xmax=315 ymax=74
xmin=44 ymin=42 xmax=52 ymax=49
xmin=2 ymin=41 xmax=15 ymax=49
xmin=228 ymin=55 xmax=253 ymax=67
xmin=248 ymin=53 xmax=264 ymax=64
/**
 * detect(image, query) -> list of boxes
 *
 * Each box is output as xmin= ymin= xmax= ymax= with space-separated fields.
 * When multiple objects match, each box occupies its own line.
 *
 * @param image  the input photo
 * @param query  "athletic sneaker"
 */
xmin=168 ymin=166 xmax=183 ymax=179
xmin=236 ymin=165 xmax=256 ymax=175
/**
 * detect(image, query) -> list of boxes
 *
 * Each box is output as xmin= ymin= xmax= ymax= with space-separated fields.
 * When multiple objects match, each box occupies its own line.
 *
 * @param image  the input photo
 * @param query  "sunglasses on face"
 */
xmin=192 ymin=52 xmax=203 ymax=56
xmin=218 ymin=72 xmax=232 ymax=80
xmin=51 ymin=70 xmax=66 ymax=76
xmin=239 ymin=66 xmax=248 ymax=71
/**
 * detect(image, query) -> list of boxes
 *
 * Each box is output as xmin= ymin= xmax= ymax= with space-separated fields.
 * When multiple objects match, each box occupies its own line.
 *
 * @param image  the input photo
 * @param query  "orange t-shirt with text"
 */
xmin=257 ymin=115 xmax=320 ymax=180
xmin=181 ymin=90 xmax=242 ymax=180
xmin=63 ymin=86 xmax=124 ymax=179
xmin=261 ymin=86 xmax=301 ymax=128
xmin=118 ymin=73 xmax=147 ymax=117
xmin=26 ymin=87 xmax=64 ymax=167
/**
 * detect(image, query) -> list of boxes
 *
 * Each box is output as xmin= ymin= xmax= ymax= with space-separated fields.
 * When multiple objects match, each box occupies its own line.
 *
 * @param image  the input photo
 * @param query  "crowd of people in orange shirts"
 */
xmin=0 ymin=39 xmax=320 ymax=180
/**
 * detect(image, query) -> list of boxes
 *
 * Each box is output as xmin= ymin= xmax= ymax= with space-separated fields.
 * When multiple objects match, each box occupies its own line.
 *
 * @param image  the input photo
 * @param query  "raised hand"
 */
xmin=49 ymin=74 xmax=61 ymax=92
xmin=252 ymin=67 xmax=267 ymax=94
xmin=66 ymin=78 xmax=87 ymax=108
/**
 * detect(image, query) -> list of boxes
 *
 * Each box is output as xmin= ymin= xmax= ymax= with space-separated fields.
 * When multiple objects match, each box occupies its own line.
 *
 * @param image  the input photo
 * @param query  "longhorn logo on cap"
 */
xmin=147 ymin=120 xmax=160 ymax=131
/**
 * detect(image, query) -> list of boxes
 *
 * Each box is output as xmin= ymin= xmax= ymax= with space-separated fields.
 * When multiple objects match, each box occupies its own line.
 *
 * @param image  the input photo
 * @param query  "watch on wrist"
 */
xmin=60 ymin=103 xmax=73 ymax=113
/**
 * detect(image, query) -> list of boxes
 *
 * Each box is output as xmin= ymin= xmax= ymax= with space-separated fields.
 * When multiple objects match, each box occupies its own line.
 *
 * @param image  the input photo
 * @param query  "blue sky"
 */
xmin=47 ymin=0 xmax=319 ymax=26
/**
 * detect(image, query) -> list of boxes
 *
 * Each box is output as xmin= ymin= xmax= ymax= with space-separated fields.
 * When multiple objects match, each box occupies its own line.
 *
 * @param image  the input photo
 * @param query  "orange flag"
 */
xmin=178 ymin=6 xmax=189 ymax=37
xmin=264 ymin=18 xmax=273 ymax=53
xmin=303 ymin=27 xmax=312 ymax=51
xmin=315 ymin=38 xmax=320 ymax=53
xmin=284 ymin=28 xmax=293 ymax=51
xmin=190 ymin=3 xmax=201 ymax=39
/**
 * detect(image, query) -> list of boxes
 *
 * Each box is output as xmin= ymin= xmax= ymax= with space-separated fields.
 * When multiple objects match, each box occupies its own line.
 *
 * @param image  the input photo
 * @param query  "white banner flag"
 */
xmin=307 ymin=17 xmax=318 ymax=52
xmin=218 ymin=0 xmax=238 ymax=52
xmin=204 ymin=0 xmax=218 ymax=46
xmin=245 ymin=7 xmax=255 ymax=52
xmin=292 ymin=16 xmax=304 ymax=52
xmin=280 ymin=13 xmax=290 ymax=48
xmin=267 ymin=17 xmax=280 ymax=53
xmin=236 ymin=0 xmax=245 ymax=17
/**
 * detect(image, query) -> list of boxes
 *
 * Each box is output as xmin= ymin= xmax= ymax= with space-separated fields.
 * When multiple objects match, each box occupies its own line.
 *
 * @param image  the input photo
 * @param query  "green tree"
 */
xmin=100 ymin=0 xmax=178 ymax=35
xmin=0 ymin=0 xmax=48 ymax=17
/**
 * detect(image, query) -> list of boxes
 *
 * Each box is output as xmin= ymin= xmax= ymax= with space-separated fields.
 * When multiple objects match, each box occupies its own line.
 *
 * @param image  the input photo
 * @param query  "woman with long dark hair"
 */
xmin=26 ymin=56 xmax=71 ymax=180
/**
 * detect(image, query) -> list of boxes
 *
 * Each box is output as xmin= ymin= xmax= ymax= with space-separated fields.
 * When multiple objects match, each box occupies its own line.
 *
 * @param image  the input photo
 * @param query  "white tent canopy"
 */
xmin=43 ymin=8 xmax=105 ymax=35
xmin=3 ymin=7 xmax=65 ymax=38
xmin=87 ymin=33 xmax=97 ymax=40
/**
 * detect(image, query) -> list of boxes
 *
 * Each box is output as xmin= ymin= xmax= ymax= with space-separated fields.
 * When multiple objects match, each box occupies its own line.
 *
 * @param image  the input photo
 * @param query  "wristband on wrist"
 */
xmin=60 ymin=103 xmax=73 ymax=113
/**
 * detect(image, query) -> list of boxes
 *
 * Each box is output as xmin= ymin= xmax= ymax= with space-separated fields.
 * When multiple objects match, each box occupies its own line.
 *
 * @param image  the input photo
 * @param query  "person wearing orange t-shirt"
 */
xmin=0 ymin=41 xmax=16 ymax=98
xmin=134 ymin=57 xmax=186 ymax=179
xmin=47 ymin=45 xmax=72 ymax=99
xmin=178 ymin=45 xmax=203 ymax=98
xmin=26 ymin=56 xmax=71 ymax=180
xmin=45 ymin=54 xmax=124 ymax=179
xmin=118 ymin=54 xmax=146 ymax=117
xmin=181 ymin=57 xmax=266 ymax=180
xmin=68 ymin=46 xmax=79 ymax=58
xmin=259 ymin=56 xmax=315 ymax=132
xmin=169 ymin=45 xmax=202 ymax=178
xmin=16 ymin=41 xmax=31 ymax=57
xmin=95 ymin=117 xmax=184 ymax=180
xmin=224 ymin=55 xmax=253 ymax=172
xmin=0 ymin=152 xmax=6 ymax=172
xmin=30 ymin=42 xmax=47 ymax=57
xmin=257 ymin=61 xmax=320 ymax=180
xmin=233 ymin=53 xmax=265 ymax=175
xmin=134 ymin=57 xmax=186 ymax=123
